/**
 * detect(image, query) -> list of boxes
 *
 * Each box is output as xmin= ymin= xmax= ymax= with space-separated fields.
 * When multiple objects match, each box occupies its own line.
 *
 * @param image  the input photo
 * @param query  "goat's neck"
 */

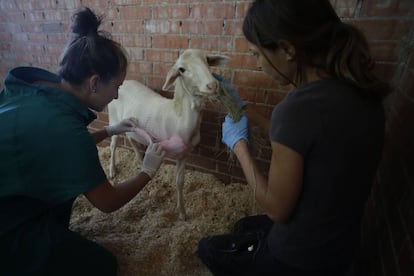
xmin=172 ymin=79 xmax=204 ymax=116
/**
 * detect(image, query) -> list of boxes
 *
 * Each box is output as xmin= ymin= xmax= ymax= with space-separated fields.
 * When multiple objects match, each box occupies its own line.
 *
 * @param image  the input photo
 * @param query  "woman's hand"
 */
xmin=104 ymin=117 xmax=139 ymax=137
xmin=140 ymin=143 xmax=166 ymax=178
xmin=213 ymin=73 xmax=246 ymax=108
xmin=222 ymin=114 xmax=249 ymax=151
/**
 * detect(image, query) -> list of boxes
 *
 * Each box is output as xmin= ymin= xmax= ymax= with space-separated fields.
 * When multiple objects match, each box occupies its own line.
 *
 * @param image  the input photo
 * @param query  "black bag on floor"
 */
xmin=232 ymin=214 xmax=273 ymax=236
xmin=198 ymin=215 xmax=274 ymax=276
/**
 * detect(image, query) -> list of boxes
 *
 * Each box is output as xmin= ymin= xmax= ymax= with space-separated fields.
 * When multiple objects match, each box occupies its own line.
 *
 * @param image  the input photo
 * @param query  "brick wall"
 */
xmin=0 ymin=0 xmax=413 ymax=274
xmin=356 ymin=19 xmax=414 ymax=276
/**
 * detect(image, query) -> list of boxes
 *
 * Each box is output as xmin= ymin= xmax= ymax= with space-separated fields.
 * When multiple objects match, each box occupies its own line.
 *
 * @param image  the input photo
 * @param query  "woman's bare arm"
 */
xmin=84 ymin=172 xmax=151 ymax=213
xmin=90 ymin=129 xmax=109 ymax=144
xmin=233 ymin=140 xmax=303 ymax=222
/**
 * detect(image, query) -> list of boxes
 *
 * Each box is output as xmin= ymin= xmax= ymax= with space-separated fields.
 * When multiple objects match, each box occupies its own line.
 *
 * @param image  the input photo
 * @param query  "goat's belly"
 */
xmin=159 ymin=136 xmax=190 ymax=159
xmin=131 ymin=128 xmax=190 ymax=159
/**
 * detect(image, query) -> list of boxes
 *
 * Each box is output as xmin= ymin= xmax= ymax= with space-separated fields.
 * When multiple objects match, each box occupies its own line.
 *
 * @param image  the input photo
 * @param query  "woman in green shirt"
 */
xmin=0 ymin=7 xmax=165 ymax=276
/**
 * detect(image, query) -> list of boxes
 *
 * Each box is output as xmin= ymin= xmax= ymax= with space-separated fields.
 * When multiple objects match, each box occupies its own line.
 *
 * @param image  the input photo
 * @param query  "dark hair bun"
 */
xmin=71 ymin=7 xmax=102 ymax=37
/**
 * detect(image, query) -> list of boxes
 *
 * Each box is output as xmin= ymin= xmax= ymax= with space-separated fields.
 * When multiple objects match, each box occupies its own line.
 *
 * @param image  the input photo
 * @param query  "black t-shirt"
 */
xmin=268 ymin=79 xmax=384 ymax=269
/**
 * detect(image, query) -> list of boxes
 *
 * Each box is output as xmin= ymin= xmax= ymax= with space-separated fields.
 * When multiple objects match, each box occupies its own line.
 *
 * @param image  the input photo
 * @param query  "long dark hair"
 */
xmin=243 ymin=0 xmax=389 ymax=99
xmin=58 ymin=7 xmax=127 ymax=85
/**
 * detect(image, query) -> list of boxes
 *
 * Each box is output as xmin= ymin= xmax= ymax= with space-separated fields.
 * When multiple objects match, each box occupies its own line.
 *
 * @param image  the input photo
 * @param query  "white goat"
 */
xmin=108 ymin=49 xmax=229 ymax=220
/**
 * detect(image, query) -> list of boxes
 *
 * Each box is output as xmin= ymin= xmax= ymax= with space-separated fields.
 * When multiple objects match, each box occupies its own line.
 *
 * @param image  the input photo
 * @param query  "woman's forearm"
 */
xmin=233 ymin=140 xmax=268 ymax=210
xmin=91 ymin=129 xmax=109 ymax=144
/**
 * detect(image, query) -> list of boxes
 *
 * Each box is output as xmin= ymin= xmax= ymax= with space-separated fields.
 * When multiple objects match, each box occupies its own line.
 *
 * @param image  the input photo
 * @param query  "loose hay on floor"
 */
xmin=70 ymin=146 xmax=257 ymax=276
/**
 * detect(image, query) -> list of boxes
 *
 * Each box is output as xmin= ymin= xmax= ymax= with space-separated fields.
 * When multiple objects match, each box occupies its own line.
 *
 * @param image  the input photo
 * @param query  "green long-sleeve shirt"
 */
xmin=0 ymin=67 xmax=106 ymax=272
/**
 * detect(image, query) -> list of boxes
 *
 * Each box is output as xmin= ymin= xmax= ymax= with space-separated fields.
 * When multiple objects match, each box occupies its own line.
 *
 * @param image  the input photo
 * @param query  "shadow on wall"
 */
xmin=352 ymin=24 xmax=414 ymax=276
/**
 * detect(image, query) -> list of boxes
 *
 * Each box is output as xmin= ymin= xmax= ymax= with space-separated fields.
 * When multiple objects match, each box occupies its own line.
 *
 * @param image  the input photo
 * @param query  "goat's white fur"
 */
xmin=108 ymin=49 xmax=229 ymax=220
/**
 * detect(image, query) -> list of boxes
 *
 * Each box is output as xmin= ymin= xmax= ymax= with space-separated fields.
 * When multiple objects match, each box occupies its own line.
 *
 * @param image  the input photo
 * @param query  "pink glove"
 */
xmin=104 ymin=117 xmax=139 ymax=137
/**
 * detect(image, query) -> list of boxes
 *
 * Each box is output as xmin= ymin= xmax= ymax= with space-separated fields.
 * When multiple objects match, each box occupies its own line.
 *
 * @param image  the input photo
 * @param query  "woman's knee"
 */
xmin=44 ymin=230 xmax=119 ymax=276
xmin=95 ymin=247 xmax=118 ymax=275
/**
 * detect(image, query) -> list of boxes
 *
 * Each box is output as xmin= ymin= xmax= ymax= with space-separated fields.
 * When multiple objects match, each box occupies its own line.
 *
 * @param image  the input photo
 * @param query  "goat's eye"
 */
xmin=178 ymin=67 xmax=186 ymax=74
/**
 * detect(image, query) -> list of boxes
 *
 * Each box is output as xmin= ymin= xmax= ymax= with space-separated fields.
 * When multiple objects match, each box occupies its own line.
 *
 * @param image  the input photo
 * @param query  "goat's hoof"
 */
xmin=109 ymin=171 xmax=116 ymax=179
xmin=178 ymin=213 xmax=187 ymax=221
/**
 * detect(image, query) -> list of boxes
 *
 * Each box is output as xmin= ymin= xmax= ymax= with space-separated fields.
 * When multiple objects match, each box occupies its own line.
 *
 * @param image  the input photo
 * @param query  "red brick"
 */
xmin=330 ymin=0 xmax=359 ymax=17
xmin=125 ymin=64 xmax=146 ymax=81
xmin=223 ymin=20 xmax=243 ymax=36
xmin=361 ymin=0 xmax=414 ymax=17
xmin=186 ymin=154 xmax=216 ymax=171
xmin=153 ymin=35 xmax=189 ymax=49
xmin=12 ymin=33 xmax=28 ymax=42
xmin=234 ymin=70 xmax=279 ymax=89
xmin=0 ymin=1 xmax=19 ymax=12
xmin=214 ymin=173 xmax=232 ymax=185
xmin=236 ymin=2 xmax=251 ymax=19
xmin=153 ymin=63 xmax=172 ymax=76
xmin=349 ymin=19 xmax=412 ymax=41
xmin=118 ymin=6 xmax=151 ymax=20
xmin=401 ymin=68 xmax=414 ymax=96
xmin=191 ymin=3 xmax=235 ymax=19
xmin=181 ymin=20 xmax=223 ymax=35
xmin=125 ymin=47 xmax=144 ymax=61
xmin=267 ymin=90 xmax=287 ymax=105
xmin=147 ymin=75 xmax=169 ymax=91
xmin=370 ymin=42 xmax=400 ymax=62
xmin=80 ymin=0 xmax=112 ymax=9
xmin=190 ymin=36 xmax=232 ymax=52
xmin=2 ymin=23 xmax=22 ymax=33
xmin=153 ymin=5 xmax=189 ymax=19
xmin=46 ymin=33 xmax=68 ymax=44
xmin=217 ymin=159 xmax=245 ymax=179
xmin=44 ymin=10 xmax=67 ymax=21
xmin=373 ymin=63 xmax=397 ymax=83
xmin=199 ymin=134 xmax=218 ymax=148
xmin=142 ymin=0 xmax=179 ymax=4
xmin=234 ymin=37 xmax=249 ymax=52
xmin=112 ymin=20 xmax=144 ymax=34
xmin=146 ymin=49 xmax=178 ymax=63
xmin=121 ymin=35 xmax=151 ymax=48
xmin=5 ymin=12 xmax=25 ymax=22
xmin=227 ymin=53 xmax=259 ymax=70
xmin=144 ymin=20 xmax=181 ymax=34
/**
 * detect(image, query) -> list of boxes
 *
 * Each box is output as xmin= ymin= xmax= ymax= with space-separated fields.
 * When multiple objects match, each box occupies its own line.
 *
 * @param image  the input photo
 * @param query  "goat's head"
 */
xmin=162 ymin=49 xmax=229 ymax=96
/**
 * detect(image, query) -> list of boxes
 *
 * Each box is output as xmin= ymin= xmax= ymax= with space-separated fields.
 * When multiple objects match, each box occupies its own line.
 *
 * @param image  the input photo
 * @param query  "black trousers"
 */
xmin=41 ymin=201 xmax=118 ymax=276
xmin=1 ymin=198 xmax=118 ymax=276
xmin=41 ymin=227 xmax=118 ymax=276
xmin=198 ymin=215 xmax=349 ymax=276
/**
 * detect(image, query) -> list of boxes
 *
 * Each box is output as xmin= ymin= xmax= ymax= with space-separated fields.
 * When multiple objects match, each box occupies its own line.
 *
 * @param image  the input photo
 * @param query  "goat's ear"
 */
xmin=206 ymin=55 xmax=230 ymax=66
xmin=162 ymin=67 xmax=180 ymax=91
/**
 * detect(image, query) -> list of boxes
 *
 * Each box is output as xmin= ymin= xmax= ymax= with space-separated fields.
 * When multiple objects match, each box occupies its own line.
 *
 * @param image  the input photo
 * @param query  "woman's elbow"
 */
xmin=266 ymin=209 xmax=292 ymax=224
xmin=97 ymin=205 xmax=117 ymax=213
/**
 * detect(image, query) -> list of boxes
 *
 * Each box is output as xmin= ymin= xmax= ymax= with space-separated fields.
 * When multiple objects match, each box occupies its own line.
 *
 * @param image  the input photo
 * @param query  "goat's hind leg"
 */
xmin=109 ymin=134 xmax=119 ymax=179
xmin=127 ymin=136 xmax=143 ymax=162
xmin=175 ymin=159 xmax=187 ymax=220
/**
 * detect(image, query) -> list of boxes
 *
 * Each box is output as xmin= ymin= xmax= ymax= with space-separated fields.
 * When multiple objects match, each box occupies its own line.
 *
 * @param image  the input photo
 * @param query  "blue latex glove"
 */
xmin=222 ymin=114 xmax=249 ymax=150
xmin=213 ymin=73 xmax=247 ymax=108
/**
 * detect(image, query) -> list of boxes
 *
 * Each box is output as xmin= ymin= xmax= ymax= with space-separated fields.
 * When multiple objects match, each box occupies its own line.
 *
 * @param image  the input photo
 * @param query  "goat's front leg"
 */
xmin=109 ymin=134 xmax=119 ymax=178
xmin=175 ymin=158 xmax=187 ymax=220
